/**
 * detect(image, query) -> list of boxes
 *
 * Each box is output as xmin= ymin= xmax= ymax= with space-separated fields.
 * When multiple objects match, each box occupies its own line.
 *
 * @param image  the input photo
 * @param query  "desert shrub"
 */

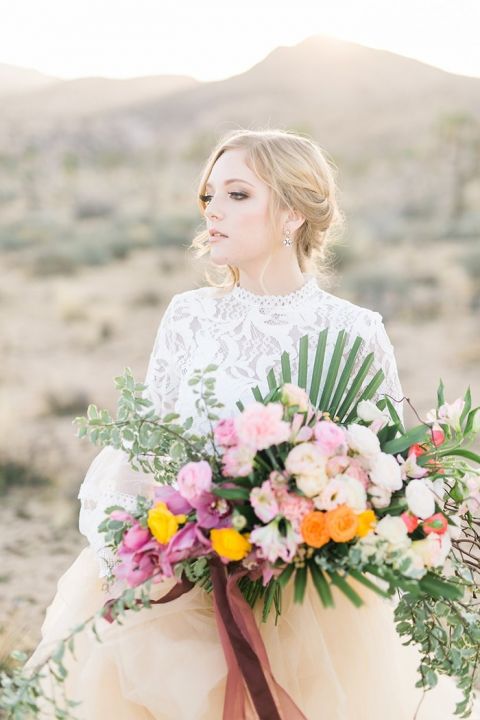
xmin=132 ymin=290 xmax=163 ymax=307
xmin=43 ymin=389 xmax=90 ymax=417
xmin=30 ymin=250 xmax=78 ymax=277
xmin=0 ymin=458 xmax=52 ymax=495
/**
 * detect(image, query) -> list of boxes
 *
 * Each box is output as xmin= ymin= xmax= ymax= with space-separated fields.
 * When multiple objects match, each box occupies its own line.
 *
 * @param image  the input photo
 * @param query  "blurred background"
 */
xmin=0 ymin=0 xmax=479 ymax=669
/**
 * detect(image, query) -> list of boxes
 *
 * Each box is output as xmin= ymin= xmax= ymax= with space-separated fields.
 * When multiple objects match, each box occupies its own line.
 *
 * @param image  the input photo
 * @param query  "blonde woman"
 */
xmin=25 ymin=129 xmax=468 ymax=719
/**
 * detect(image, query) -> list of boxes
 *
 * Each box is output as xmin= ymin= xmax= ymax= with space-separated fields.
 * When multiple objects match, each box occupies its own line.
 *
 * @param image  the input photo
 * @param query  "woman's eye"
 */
xmin=199 ymin=192 xmax=247 ymax=204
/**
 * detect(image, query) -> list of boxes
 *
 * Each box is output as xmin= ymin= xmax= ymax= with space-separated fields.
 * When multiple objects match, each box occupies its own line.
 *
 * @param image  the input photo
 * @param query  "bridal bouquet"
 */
xmin=1 ymin=327 xmax=480 ymax=719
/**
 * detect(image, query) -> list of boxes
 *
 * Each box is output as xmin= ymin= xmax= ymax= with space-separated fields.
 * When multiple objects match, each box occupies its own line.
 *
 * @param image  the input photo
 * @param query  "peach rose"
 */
xmin=325 ymin=504 xmax=359 ymax=542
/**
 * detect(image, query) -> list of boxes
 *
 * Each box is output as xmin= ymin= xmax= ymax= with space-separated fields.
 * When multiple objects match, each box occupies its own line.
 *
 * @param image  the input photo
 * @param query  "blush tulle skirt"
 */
xmin=24 ymin=542 xmax=477 ymax=720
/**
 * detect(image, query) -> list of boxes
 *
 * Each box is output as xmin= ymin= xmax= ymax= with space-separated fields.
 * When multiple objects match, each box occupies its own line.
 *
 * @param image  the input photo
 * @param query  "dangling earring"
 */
xmin=283 ymin=226 xmax=293 ymax=246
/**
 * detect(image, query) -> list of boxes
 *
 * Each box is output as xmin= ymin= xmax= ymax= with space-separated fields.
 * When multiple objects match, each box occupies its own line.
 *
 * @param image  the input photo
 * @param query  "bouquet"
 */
xmin=1 ymin=327 xmax=480 ymax=719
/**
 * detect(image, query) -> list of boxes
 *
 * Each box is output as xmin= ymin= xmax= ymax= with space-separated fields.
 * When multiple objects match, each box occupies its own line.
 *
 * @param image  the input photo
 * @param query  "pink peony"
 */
xmin=234 ymin=402 xmax=291 ymax=451
xmin=213 ymin=418 xmax=239 ymax=447
xmin=177 ymin=460 xmax=213 ymax=503
xmin=313 ymin=420 xmax=348 ymax=456
xmin=221 ymin=444 xmax=256 ymax=477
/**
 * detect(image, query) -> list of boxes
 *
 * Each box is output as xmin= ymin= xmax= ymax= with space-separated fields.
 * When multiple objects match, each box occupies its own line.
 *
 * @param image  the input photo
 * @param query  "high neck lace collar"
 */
xmin=229 ymin=272 xmax=321 ymax=310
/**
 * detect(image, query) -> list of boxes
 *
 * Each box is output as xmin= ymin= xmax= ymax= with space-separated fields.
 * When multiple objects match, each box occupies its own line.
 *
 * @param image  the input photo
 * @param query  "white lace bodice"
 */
xmin=78 ymin=272 xmax=405 ymax=577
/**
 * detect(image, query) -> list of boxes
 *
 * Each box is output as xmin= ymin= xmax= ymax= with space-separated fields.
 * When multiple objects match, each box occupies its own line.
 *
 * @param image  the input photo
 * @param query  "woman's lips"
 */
xmin=209 ymin=234 xmax=227 ymax=243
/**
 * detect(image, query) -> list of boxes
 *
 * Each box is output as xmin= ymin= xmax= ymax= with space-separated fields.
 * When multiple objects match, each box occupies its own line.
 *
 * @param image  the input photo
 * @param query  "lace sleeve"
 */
xmin=359 ymin=311 xmax=405 ymax=426
xmin=77 ymin=296 xmax=181 ymax=578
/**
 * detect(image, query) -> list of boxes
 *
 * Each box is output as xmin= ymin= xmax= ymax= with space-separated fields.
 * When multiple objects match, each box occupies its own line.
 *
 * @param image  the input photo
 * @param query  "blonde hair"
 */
xmin=189 ymin=126 xmax=346 ymax=292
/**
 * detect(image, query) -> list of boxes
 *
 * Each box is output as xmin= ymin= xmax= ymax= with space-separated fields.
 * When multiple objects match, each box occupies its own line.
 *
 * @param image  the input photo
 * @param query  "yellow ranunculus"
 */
xmin=147 ymin=501 xmax=187 ymax=544
xmin=356 ymin=509 xmax=377 ymax=537
xmin=210 ymin=528 xmax=252 ymax=561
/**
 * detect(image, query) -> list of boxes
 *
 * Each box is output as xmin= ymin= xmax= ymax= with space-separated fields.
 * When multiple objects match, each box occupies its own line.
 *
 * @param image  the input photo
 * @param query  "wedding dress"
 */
xmin=24 ymin=271 xmax=477 ymax=719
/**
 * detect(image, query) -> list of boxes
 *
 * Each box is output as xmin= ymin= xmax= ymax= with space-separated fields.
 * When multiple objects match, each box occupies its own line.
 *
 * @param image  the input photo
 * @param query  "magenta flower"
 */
xmin=115 ymin=538 xmax=165 ymax=586
xmin=190 ymin=491 xmax=232 ymax=529
xmin=154 ymin=485 xmax=193 ymax=515
xmin=122 ymin=521 xmax=151 ymax=552
xmin=165 ymin=522 xmax=211 ymax=564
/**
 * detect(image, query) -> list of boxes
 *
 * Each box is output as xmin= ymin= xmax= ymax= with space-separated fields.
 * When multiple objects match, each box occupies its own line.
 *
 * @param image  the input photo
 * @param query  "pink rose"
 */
xmin=213 ymin=418 xmax=239 ymax=447
xmin=234 ymin=402 xmax=291 ymax=451
xmin=313 ymin=420 xmax=347 ymax=456
xmin=177 ymin=460 xmax=212 ymax=503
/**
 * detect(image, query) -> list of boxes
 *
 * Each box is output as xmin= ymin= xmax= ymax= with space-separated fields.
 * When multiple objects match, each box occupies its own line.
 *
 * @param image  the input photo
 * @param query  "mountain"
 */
xmin=0 ymin=73 xmax=200 ymax=122
xmin=0 ymin=62 xmax=59 ymax=98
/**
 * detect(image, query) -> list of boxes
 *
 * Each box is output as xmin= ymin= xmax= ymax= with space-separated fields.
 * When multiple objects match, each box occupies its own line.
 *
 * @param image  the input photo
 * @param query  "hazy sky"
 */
xmin=0 ymin=0 xmax=478 ymax=81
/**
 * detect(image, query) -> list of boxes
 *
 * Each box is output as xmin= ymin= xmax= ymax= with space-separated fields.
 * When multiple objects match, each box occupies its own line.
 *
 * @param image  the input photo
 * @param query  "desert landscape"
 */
xmin=0 ymin=34 xmax=479 ymax=681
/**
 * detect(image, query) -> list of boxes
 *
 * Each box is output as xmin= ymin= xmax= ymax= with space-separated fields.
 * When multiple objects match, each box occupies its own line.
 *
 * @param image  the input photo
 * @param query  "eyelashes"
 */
xmin=199 ymin=192 xmax=248 ymax=204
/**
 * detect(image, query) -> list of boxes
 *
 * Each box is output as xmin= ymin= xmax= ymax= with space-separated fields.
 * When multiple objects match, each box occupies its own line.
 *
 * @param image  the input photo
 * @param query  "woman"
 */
xmin=25 ymin=129 xmax=470 ymax=719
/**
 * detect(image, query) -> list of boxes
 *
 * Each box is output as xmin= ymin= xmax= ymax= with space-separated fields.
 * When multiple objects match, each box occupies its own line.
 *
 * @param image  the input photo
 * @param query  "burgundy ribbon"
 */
xmin=209 ymin=556 xmax=308 ymax=720
xmin=102 ymin=562 xmax=307 ymax=720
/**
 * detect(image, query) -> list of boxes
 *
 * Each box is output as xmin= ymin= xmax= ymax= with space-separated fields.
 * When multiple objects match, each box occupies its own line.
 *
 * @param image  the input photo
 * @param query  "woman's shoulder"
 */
xmin=316 ymin=285 xmax=383 ymax=326
xmin=168 ymin=284 xmax=229 ymax=311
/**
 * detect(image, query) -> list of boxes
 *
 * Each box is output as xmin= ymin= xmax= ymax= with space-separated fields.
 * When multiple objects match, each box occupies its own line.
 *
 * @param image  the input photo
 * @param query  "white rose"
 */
xmin=296 ymin=473 xmax=328 ymax=498
xmin=314 ymin=473 xmax=367 ymax=512
xmin=411 ymin=533 xmax=452 ymax=568
xmin=357 ymin=400 xmax=390 ymax=430
xmin=369 ymin=452 xmax=403 ymax=491
xmin=376 ymin=515 xmax=411 ymax=548
xmin=346 ymin=424 xmax=381 ymax=460
xmin=285 ymin=443 xmax=327 ymax=477
xmin=369 ymin=484 xmax=392 ymax=509
xmin=406 ymin=479 xmax=435 ymax=519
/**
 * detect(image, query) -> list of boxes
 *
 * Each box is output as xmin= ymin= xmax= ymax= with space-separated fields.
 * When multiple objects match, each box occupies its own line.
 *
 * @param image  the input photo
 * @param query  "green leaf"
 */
xmin=326 ymin=570 xmax=364 ymax=607
xmin=297 ymin=335 xmax=309 ymax=389
xmin=336 ymin=354 xmax=375 ymax=421
xmin=250 ymin=386 xmax=264 ymax=402
xmin=210 ymin=486 xmax=251 ymax=500
xmin=277 ymin=563 xmax=295 ymax=588
xmin=418 ymin=573 xmax=464 ymax=600
xmin=382 ymin=424 xmax=430 ymax=455
xmin=309 ymin=328 xmax=328 ymax=406
xmin=319 ymin=329 xmax=347 ymax=410
xmin=439 ymin=448 xmax=480 ymax=464
xmin=266 ymin=367 xmax=278 ymax=392
xmin=293 ymin=566 xmax=308 ymax=603
xmin=328 ymin=335 xmax=363 ymax=418
xmin=437 ymin=378 xmax=445 ymax=407
xmin=309 ymin=562 xmax=334 ymax=608
xmin=343 ymin=366 xmax=385 ymax=424
xmin=280 ymin=351 xmax=292 ymax=383
xmin=347 ymin=568 xmax=392 ymax=600
xmin=459 ymin=386 xmax=471 ymax=428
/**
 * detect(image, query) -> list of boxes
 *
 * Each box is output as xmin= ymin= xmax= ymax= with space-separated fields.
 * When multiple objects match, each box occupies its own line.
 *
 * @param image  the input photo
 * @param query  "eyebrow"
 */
xmin=205 ymin=178 xmax=255 ymax=190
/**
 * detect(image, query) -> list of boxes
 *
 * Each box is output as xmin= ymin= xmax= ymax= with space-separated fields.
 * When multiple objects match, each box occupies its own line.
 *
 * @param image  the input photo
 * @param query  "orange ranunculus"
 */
xmin=300 ymin=511 xmax=330 ymax=548
xmin=325 ymin=504 xmax=359 ymax=543
xmin=356 ymin=509 xmax=377 ymax=537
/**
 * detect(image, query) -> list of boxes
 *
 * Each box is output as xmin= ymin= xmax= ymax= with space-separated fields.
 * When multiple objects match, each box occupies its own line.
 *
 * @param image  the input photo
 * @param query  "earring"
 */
xmin=283 ymin=227 xmax=293 ymax=246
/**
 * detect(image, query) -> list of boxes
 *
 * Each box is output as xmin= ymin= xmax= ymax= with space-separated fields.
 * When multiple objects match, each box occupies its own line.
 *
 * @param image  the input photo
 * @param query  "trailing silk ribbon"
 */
xmin=209 ymin=556 xmax=308 ymax=720
xmin=102 ymin=562 xmax=307 ymax=720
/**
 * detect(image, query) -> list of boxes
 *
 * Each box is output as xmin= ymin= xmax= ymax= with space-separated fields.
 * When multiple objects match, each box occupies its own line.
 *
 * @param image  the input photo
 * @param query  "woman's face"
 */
xmin=202 ymin=148 xmax=283 ymax=270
